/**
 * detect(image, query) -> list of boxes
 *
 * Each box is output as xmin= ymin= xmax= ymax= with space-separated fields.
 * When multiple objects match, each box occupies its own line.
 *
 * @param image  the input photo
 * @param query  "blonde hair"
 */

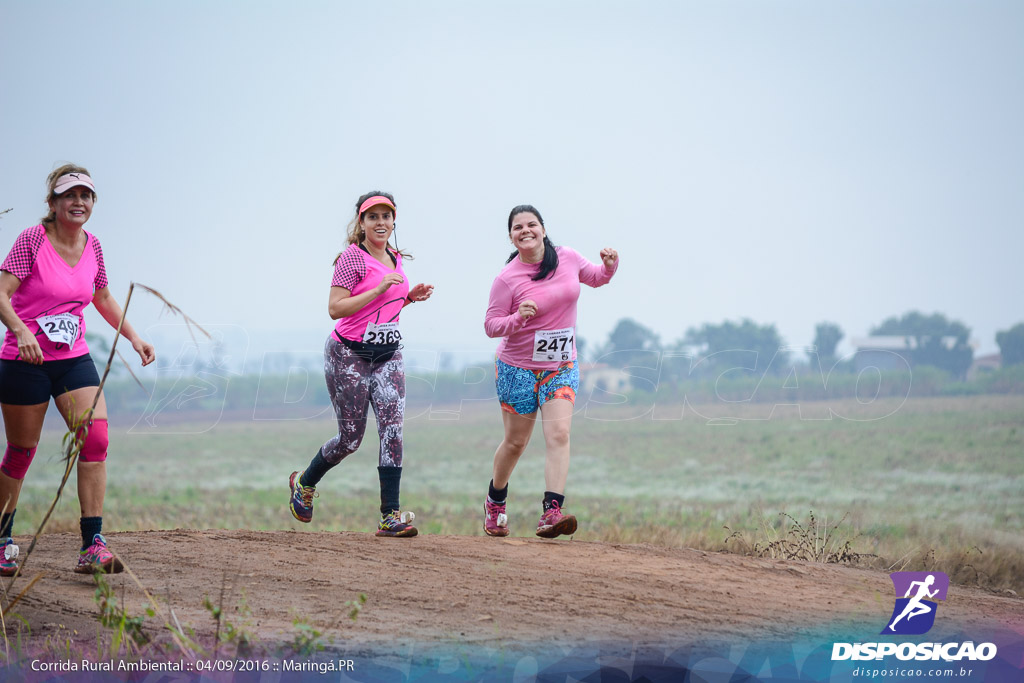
xmin=41 ymin=163 xmax=96 ymax=225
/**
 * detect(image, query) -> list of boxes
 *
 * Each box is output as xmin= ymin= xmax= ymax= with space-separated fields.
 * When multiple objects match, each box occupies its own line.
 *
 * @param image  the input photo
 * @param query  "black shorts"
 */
xmin=0 ymin=354 xmax=101 ymax=405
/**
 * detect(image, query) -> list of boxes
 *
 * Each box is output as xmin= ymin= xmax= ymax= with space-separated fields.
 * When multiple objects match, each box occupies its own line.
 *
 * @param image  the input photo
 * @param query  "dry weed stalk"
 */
xmin=0 ymin=283 xmax=208 ymax=624
xmin=725 ymin=510 xmax=860 ymax=564
xmin=116 ymin=348 xmax=149 ymax=395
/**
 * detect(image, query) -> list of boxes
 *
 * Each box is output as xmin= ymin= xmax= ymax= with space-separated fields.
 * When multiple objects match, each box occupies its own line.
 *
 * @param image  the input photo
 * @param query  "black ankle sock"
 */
xmin=80 ymin=516 xmax=103 ymax=550
xmin=378 ymin=466 xmax=402 ymax=516
xmin=300 ymin=448 xmax=334 ymax=488
xmin=0 ymin=509 xmax=15 ymax=540
xmin=543 ymin=492 xmax=565 ymax=511
xmin=488 ymin=480 xmax=508 ymax=504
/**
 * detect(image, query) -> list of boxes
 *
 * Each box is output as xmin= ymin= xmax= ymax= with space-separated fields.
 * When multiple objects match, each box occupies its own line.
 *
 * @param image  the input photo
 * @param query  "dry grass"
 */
xmin=724 ymin=511 xmax=860 ymax=564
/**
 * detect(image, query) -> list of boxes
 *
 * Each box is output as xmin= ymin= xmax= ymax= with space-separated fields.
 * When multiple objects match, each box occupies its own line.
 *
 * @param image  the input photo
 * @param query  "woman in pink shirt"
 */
xmin=288 ymin=191 xmax=433 ymax=538
xmin=0 ymin=164 xmax=155 ymax=577
xmin=483 ymin=204 xmax=618 ymax=539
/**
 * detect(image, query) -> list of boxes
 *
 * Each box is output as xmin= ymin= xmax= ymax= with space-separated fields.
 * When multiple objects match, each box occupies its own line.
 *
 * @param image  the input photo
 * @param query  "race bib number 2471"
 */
xmin=533 ymin=327 xmax=574 ymax=362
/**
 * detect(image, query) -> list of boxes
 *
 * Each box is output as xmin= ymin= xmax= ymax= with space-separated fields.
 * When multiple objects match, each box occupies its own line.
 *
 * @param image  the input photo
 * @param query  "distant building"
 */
xmin=849 ymin=336 xmax=960 ymax=373
xmin=967 ymin=353 xmax=1001 ymax=381
xmin=579 ymin=362 xmax=631 ymax=395
xmin=849 ymin=336 xmax=916 ymax=372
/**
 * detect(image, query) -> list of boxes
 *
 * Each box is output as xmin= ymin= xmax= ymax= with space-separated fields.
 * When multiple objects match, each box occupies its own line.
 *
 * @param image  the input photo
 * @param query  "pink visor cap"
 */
xmin=359 ymin=195 xmax=396 ymax=216
xmin=53 ymin=172 xmax=96 ymax=195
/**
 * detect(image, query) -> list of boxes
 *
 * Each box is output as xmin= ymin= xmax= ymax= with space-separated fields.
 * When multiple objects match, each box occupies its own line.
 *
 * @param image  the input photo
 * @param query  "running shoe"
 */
xmin=289 ymin=470 xmax=318 ymax=523
xmin=376 ymin=510 xmax=418 ymax=538
xmin=483 ymin=498 xmax=509 ymax=537
xmin=1 ymin=539 xmax=19 ymax=577
xmin=535 ymin=501 xmax=577 ymax=539
xmin=74 ymin=533 xmax=123 ymax=574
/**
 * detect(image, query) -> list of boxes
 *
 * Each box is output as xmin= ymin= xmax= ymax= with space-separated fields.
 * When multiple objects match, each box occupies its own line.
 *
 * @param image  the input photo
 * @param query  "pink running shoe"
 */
xmin=484 ymin=498 xmax=509 ymax=537
xmin=535 ymin=501 xmax=577 ymax=539
xmin=74 ymin=533 xmax=123 ymax=574
xmin=1 ymin=539 xmax=19 ymax=577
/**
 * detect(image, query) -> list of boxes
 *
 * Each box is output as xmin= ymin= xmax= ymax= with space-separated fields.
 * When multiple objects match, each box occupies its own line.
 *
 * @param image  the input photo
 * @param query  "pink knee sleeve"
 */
xmin=78 ymin=419 xmax=109 ymax=463
xmin=1 ymin=444 xmax=37 ymax=479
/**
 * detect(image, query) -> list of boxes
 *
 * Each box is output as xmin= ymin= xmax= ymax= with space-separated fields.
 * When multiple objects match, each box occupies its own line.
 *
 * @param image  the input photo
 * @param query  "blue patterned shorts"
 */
xmin=494 ymin=357 xmax=578 ymax=415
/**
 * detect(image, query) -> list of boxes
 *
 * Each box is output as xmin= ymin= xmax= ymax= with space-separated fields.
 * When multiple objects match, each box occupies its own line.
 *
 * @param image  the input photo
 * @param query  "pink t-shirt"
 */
xmin=485 ymin=246 xmax=617 ymax=370
xmin=331 ymin=243 xmax=410 ymax=344
xmin=1 ymin=224 xmax=108 ymax=361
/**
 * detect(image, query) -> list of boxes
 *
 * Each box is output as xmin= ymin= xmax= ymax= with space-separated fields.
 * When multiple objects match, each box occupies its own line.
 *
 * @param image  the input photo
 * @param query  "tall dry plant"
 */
xmin=1 ymin=283 xmax=209 ymax=621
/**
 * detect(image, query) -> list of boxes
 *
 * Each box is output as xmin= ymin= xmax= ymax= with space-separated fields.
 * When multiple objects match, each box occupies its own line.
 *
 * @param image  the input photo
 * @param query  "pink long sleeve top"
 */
xmin=485 ymin=246 xmax=617 ymax=370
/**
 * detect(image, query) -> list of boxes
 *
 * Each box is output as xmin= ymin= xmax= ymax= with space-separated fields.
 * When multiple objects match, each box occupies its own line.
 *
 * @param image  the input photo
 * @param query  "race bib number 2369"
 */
xmin=363 ymin=321 xmax=402 ymax=345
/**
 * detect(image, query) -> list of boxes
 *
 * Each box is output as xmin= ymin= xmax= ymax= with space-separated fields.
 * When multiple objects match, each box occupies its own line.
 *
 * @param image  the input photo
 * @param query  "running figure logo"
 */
xmin=882 ymin=571 xmax=949 ymax=635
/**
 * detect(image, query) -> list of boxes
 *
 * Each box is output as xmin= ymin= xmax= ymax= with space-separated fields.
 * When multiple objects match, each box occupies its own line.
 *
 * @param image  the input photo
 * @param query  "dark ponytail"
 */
xmin=505 ymin=205 xmax=559 ymax=281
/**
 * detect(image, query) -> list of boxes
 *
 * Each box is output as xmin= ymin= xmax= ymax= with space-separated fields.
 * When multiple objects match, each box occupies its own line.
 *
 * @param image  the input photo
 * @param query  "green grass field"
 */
xmin=15 ymin=394 xmax=1024 ymax=593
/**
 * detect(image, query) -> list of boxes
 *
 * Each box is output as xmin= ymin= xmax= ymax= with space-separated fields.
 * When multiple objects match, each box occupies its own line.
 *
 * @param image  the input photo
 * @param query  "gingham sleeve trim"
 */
xmin=1 ymin=224 xmax=45 ymax=280
xmin=90 ymin=233 xmax=108 ymax=290
xmin=331 ymin=245 xmax=366 ymax=290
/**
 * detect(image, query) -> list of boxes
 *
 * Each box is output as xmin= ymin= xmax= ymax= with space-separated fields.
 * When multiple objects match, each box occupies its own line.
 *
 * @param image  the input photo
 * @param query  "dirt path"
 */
xmin=7 ymin=529 xmax=1022 ymax=678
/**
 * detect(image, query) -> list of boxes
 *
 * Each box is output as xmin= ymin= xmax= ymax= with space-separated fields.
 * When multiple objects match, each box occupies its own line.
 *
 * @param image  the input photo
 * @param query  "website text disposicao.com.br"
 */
xmin=851 ymin=665 xmax=979 ymax=678
xmin=836 ymin=641 xmax=996 ymax=679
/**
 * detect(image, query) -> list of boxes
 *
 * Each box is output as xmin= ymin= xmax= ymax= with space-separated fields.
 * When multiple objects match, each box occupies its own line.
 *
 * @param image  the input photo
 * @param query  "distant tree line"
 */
xmin=997 ymin=323 xmax=1024 ymax=367
xmin=590 ymin=311 xmax=1024 ymax=382
xmin=91 ymin=311 xmax=1024 ymax=416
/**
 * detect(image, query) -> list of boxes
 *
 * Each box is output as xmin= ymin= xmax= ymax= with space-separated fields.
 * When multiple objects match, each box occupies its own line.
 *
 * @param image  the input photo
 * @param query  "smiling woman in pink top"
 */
xmin=0 ymin=164 xmax=155 ymax=577
xmin=288 ymin=191 xmax=434 ymax=538
xmin=483 ymin=204 xmax=618 ymax=539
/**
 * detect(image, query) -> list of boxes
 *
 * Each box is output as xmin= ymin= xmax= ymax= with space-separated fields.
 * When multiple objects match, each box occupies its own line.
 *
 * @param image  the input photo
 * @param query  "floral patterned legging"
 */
xmin=321 ymin=337 xmax=405 ymax=467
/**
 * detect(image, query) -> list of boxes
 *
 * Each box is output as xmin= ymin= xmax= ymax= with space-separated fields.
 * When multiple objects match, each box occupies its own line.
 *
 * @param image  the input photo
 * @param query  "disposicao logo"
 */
xmin=882 ymin=571 xmax=948 ymax=635
xmin=831 ymin=570 xmax=998 ymax=663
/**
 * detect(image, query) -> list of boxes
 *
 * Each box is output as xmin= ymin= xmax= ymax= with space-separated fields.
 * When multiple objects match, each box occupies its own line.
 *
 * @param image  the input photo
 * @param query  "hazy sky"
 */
xmin=2 ymin=1 xmax=1022 ymax=374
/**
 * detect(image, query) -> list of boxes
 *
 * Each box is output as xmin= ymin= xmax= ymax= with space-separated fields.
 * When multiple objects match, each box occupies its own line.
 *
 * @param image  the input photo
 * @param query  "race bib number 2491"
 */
xmin=35 ymin=313 xmax=80 ymax=349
